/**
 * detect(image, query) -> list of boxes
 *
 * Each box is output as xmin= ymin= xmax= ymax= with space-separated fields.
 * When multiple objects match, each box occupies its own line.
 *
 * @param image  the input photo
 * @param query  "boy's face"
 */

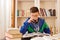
xmin=30 ymin=12 xmax=39 ymax=20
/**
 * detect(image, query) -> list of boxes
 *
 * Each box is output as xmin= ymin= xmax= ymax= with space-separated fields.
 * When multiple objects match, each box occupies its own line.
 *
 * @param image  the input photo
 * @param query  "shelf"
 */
xmin=40 ymin=0 xmax=56 ymax=2
xmin=17 ymin=16 xmax=29 ymax=18
xmin=17 ymin=0 xmax=57 ymax=28
xmin=18 ymin=0 xmax=34 ymax=2
xmin=17 ymin=16 xmax=57 ymax=19
xmin=18 ymin=0 xmax=56 ymax=2
xmin=40 ymin=16 xmax=57 ymax=19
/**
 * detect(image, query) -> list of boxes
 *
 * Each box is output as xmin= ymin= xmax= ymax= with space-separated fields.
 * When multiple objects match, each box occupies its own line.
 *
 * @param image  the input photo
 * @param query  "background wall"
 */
xmin=17 ymin=1 xmax=34 ymax=10
xmin=40 ymin=1 xmax=56 ymax=9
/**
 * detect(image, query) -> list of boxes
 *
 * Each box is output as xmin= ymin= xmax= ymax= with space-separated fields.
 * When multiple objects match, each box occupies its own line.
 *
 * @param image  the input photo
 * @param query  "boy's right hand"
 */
xmin=28 ymin=17 xmax=34 ymax=23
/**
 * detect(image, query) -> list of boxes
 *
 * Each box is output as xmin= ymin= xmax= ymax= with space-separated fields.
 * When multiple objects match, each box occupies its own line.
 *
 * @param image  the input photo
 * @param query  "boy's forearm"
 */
xmin=20 ymin=22 xmax=30 ymax=35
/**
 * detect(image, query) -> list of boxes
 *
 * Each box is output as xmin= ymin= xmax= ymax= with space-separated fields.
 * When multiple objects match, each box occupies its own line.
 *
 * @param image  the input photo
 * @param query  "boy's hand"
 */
xmin=28 ymin=17 xmax=34 ymax=23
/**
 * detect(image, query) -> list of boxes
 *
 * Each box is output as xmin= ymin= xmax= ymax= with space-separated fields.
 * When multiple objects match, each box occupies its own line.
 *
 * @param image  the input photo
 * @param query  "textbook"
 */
xmin=23 ymin=32 xmax=50 ymax=38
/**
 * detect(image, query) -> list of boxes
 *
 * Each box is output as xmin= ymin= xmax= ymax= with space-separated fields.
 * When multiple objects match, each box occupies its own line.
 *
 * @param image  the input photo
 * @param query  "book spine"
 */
xmin=22 ymin=10 xmax=25 ymax=16
xmin=17 ymin=10 xmax=19 ymax=16
xmin=53 ymin=9 xmax=56 ymax=16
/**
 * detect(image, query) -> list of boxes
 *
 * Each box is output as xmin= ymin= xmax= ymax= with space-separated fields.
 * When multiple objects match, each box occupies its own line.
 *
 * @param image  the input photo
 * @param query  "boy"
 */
xmin=20 ymin=7 xmax=50 ymax=35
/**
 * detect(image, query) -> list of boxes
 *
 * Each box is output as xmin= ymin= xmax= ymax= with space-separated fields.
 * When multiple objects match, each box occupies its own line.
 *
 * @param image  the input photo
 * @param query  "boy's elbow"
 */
xmin=44 ymin=28 xmax=50 ymax=34
xmin=20 ymin=30 xmax=24 ymax=35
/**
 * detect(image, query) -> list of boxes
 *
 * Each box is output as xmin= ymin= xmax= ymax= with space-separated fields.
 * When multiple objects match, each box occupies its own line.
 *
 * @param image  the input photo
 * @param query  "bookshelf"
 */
xmin=17 ymin=0 xmax=57 ymax=34
xmin=17 ymin=0 xmax=34 ymax=27
xmin=17 ymin=16 xmax=57 ymax=19
xmin=11 ymin=0 xmax=15 ymax=28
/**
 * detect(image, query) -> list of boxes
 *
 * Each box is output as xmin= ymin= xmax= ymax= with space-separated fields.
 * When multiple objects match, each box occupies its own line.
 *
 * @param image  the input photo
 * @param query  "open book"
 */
xmin=31 ymin=36 xmax=52 ymax=40
xmin=23 ymin=32 xmax=50 ymax=38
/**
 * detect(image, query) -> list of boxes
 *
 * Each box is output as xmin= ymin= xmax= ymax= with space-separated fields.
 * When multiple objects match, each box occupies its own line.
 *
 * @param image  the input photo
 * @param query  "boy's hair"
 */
xmin=30 ymin=7 xmax=39 ymax=13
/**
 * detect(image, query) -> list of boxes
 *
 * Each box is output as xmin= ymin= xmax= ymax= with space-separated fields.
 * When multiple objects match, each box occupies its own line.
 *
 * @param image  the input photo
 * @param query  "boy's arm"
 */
xmin=20 ymin=22 xmax=30 ymax=35
xmin=42 ymin=21 xmax=50 ymax=34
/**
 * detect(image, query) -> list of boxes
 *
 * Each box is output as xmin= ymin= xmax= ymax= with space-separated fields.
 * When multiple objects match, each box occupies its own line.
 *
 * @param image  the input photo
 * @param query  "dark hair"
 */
xmin=30 ymin=7 xmax=39 ymax=13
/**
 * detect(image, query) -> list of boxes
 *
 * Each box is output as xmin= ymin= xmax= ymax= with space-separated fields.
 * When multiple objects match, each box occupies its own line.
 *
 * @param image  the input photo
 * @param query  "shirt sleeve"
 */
xmin=20 ymin=21 xmax=30 ymax=35
xmin=42 ymin=21 xmax=50 ymax=34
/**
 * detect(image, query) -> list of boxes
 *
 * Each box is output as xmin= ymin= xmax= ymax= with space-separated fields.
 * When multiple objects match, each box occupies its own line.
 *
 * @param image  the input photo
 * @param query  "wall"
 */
xmin=40 ymin=1 xmax=56 ymax=9
xmin=17 ymin=1 xmax=34 ymax=10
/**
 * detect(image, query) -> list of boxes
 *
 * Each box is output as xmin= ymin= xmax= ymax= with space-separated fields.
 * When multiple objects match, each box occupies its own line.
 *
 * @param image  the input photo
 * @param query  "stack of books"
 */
xmin=5 ymin=29 xmax=22 ymax=40
xmin=40 ymin=8 xmax=56 ymax=17
xmin=17 ymin=10 xmax=30 ymax=17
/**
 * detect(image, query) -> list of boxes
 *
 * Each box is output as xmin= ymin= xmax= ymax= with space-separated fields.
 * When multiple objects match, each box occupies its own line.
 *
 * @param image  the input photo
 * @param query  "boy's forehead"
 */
xmin=31 ymin=12 xmax=39 ymax=15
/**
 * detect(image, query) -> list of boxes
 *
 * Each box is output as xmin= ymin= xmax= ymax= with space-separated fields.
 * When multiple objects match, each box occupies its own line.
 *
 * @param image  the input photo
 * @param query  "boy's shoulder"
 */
xmin=38 ymin=17 xmax=45 ymax=21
